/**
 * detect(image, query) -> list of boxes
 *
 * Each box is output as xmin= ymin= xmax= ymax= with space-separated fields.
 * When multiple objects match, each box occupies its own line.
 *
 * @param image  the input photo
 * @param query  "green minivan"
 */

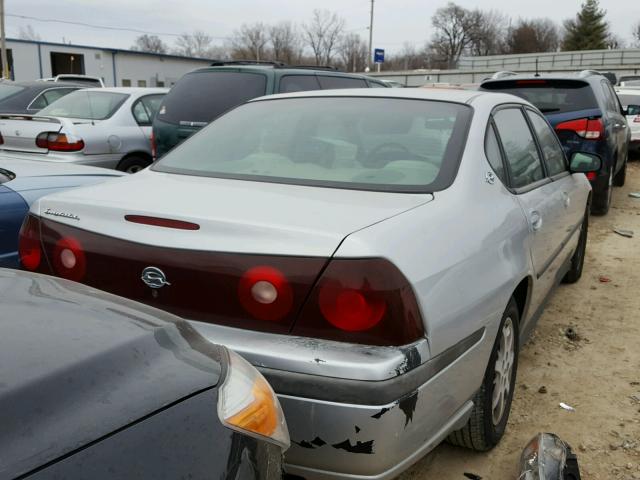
xmin=152 ymin=62 xmax=389 ymax=158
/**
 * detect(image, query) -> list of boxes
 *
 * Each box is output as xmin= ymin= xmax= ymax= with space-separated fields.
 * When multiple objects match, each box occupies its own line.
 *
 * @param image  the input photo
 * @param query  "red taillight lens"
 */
xmin=52 ymin=236 xmax=86 ymax=281
xmin=293 ymin=258 xmax=424 ymax=346
xmin=586 ymin=171 xmax=597 ymax=181
xmin=634 ymin=116 xmax=640 ymax=123
xmin=18 ymin=215 xmax=42 ymax=271
xmin=516 ymin=80 xmax=547 ymax=85
xmin=238 ymin=266 xmax=294 ymax=321
xmin=150 ymin=131 xmax=157 ymax=160
xmin=36 ymin=132 xmax=85 ymax=151
xmin=125 ymin=215 xmax=200 ymax=230
xmin=555 ymin=118 xmax=603 ymax=140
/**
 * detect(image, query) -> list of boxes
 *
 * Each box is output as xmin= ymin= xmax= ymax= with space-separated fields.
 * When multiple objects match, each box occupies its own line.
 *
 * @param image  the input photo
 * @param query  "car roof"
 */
xmin=250 ymin=86 xmax=500 ymax=105
xmin=0 ymin=80 xmax=88 ymax=89
xmin=190 ymin=64 xmax=375 ymax=79
xmin=480 ymin=72 xmax=607 ymax=85
xmin=77 ymin=87 xmax=169 ymax=94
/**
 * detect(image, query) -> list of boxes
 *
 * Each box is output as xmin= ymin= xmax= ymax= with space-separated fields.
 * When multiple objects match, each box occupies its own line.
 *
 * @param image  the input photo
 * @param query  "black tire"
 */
xmin=563 ymin=207 xmax=589 ymax=284
xmin=447 ymin=298 xmax=519 ymax=451
xmin=117 ymin=155 xmax=152 ymax=174
xmin=613 ymin=155 xmax=627 ymax=187
xmin=591 ymin=168 xmax=613 ymax=215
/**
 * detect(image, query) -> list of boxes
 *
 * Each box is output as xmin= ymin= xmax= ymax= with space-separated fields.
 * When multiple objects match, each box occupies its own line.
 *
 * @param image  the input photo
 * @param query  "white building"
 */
xmin=3 ymin=38 xmax=214 ymax=87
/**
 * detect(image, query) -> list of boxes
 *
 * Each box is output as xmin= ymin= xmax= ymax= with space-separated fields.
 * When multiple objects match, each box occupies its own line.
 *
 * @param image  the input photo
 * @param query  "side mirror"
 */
xmin=626 ymin=104 xmax=640 ymax=116
xmin=569 ymin=152 xmax=601 ymax=174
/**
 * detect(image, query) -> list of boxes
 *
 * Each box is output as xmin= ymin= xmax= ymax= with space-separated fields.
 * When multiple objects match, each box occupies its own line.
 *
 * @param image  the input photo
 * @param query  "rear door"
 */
xmin=492 ymin=106 xmax=559 ymax=311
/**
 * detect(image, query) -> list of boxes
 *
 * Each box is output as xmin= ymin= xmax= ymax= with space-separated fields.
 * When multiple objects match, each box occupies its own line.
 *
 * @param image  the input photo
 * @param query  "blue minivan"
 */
xmin=481 ymin=71 xmax=630 ymax=215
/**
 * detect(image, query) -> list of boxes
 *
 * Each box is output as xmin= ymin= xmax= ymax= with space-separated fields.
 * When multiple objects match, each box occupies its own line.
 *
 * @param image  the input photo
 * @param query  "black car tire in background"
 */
xmin=117 ymin=155 xmax=152 ymax=174
xmin=447 ymin=297 xmax=519 ymax=451
xmin=563 ymin=206 xmax=589 ymax=284
xmin=592 ymin=168 xmax=613 ymax=215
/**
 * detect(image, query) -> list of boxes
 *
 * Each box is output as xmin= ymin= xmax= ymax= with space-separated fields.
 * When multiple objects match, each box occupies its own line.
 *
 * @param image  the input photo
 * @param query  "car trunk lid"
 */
xmin=0 ymin=114 xmax=64 ymax=153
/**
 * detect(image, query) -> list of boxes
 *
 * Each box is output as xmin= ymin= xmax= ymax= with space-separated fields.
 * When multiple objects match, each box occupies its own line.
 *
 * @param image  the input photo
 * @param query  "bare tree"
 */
xmin=269 ymin=22 xmax=301 ymax=64
xmin=302 ymin=9 xmax=346 ymax=65
xmin=131 ymin=34 xmax=168 ymax=54
xmin=505 ymin=18 xmax=560 ymax=54
xmin=469 ymin=10 xmax=510 ymax=56
xmin=429 ymin=2 xmax=480 ymax=69
xmin=231 ymin=23 xmax=269 ymax=61
xmin=339 ymin=33 xmax=367 ymax=72
xmin=18 ymin=25 xmax=41 ymax=41
xmin=174 ymin=31 xmax=216 ymax=58
xmin=634 ymin=22 xmax=640 ymax=47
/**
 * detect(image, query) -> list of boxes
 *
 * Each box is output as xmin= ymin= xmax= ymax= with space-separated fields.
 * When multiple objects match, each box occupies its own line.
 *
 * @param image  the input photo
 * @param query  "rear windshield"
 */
xmin=618 ymin=94 xmax=640 ymax=107
xmin=481 ymin=80 xmax=598 ymax=114
xmin=0 ymin=84 xmax=25 ymax=102
xmin=38 ymin=91 xmax=128 ymax=120
xmin=153 ymin=97 xmax=472 ymax=193
xmin=156 ymin=71 xmax=267 ymax=125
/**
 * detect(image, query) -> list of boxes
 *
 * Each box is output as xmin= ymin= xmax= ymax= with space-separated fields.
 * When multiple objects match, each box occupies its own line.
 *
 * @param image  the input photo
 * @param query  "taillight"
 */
xmin=586 ymin=172 xmax=597 ymax=181
xmin=125 ymin=215 xmax=200 ymax=230
xmin=52 ymin=236 xmax=86 ymax=281
xmin=18 ymin=215 xmax=42 ymax=271
xmin=150 ymin=131 xmax=157 ymax=159
xmin=634 ymin=116 xmax=640 ymax=123
xmin=555 ymin=118 xmax=603 ymax=140
xmin=238 ymin=266 xmax=294 ymax=321
xmin=293 ymin=258 xmax=424 ymax=346
xmin=36 ymin=132 xmax=85 ymax=151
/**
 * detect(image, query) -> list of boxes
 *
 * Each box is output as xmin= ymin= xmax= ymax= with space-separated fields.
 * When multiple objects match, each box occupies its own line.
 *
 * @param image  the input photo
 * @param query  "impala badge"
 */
xmin=44 ymin=208 xmax=80 ymax=221
xmin=141 ymin=267 xmax=171 ymax=289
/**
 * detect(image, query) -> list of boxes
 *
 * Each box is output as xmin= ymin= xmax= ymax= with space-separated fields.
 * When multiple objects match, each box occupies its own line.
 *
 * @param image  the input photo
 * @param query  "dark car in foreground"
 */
xmin=152 ymin=61 xmax=389 ymax=157
xmin=0 ymin=268 xmax=288 ymax=479
xmin=481 ymin=70 xmax=630 ymax=214
xmin=0 ymin=157 xmax=123 ymax=268
xmin=0 ymin=80 xmax=85 ymax=114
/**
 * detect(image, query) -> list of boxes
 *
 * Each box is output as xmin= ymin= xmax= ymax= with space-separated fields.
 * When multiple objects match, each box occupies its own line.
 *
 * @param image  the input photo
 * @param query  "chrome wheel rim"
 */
xmin=492 ymin=318 xmax=515 ymax=426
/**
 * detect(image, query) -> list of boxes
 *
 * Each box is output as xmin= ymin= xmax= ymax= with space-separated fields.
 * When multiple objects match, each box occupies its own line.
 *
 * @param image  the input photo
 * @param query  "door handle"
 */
xmin=530 ymin=211 xmax=542 ymax=231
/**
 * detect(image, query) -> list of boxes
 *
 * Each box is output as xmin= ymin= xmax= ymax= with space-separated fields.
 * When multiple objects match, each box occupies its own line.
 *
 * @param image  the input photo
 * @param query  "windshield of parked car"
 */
xmin=481 ymin=79 xmax=598 ymax=114
xmin=156 ymin=71 xmax=268 ymax=125
xmin=154 ymin=97 xmax=472 ymax=193
xmin=0 ymin=84 xmax=26 ymax=103
xmin=618 ymin=94 xmax=640 ymax=108
xmin=38 ymin=91 xmax=128 ymax=120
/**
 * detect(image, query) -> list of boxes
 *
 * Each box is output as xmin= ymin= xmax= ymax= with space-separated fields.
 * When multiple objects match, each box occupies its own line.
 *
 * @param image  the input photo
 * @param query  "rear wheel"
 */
xmin=591 ymin=168 xmax=613 ymax=215
xmin=562 ymin=207 xmax=589 ymax=284
xmin=613 ymin=154 xmax=627 ymax=187
xmin=447 ymin=298 xmax=519 ymax=451
xmin=117 ymin=155 xmax=152 ymax=174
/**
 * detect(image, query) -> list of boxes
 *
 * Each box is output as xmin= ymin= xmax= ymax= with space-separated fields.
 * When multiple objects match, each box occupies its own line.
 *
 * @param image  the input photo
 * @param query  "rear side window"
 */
xmin=30 ymin=88 xmax=77 ymax=110
xmin=279 ymin=75 xmax=321 ymax=93
xmin=132 ymin=94 xmax=165 ymax=125
xmin=482 ymin=80 xmax=598 ymax=114
xmin=38 ymin=91 xmax=128 ymax=120
xmin=526 ymin=110 xmax=567 ymax=177
xmin=493 ymin=108 xmax=545 ymax=189
xmin=601 ymin=81 xmax=620 ymax=113
xmin=317 ymin=76 xmax=368 ymax=89
xmin=157 ymin=71 xmax=267 ymax=125
xmin=485 ymin=124 xmax=506 ymax=184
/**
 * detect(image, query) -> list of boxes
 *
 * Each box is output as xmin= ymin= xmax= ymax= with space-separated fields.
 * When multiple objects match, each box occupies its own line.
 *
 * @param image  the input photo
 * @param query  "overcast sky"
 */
xmin=5 ymin=0 xmax=640 ymax=55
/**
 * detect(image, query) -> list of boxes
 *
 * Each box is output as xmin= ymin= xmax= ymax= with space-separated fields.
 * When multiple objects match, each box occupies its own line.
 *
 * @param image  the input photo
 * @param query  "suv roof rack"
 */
xmin=284 ymin=65 xmax=341 ymax=71
xmin=491 ymin=71 xmax=517 ymax=80
xmin=209 ymin=60 xmax=286 ymax=67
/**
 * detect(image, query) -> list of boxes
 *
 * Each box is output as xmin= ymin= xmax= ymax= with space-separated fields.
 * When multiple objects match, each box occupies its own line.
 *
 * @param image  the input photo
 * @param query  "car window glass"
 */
xmin=368 ymin=81 xmax=387 ymax=88
xmin=29 ymin=92 xmax=48 ymax=110
xmin=42 ymin=88 xmax=76 ymax=107
xmin=141 ymin=94 xmax=164 ymax=118
xmin=317 ymin=76 xmax=368 ymax=89
xmin=38 ymin=91 xmax=128 ymax=120
xmin=485 ymin=124 xmax=506 ymax=184
xmin=157 ymin=71 xmax=267 ymax=125
xmin=0 ymin=84 xmax=25 ymax=102
xmin=618 ymin=93 xmax=640 ymax=109
xmin=601 ymin=81 xmax=618 ymax=113
xmin=279 ymin=75 xmax=321 ymax=93
xmin=493 ymin=108 xmax=545 ymax=189
xmin=526 ymin=110 xmax=567 ymax=177
xmin=132 ymin=99 xmax=151 ymax=125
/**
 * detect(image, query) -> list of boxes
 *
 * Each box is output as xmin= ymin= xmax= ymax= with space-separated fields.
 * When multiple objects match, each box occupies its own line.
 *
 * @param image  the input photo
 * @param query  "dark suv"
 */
xmin=152 ymin=62 xmax=388 ymax=158
xmin=481 ymin=71 xmax=630 ymax=214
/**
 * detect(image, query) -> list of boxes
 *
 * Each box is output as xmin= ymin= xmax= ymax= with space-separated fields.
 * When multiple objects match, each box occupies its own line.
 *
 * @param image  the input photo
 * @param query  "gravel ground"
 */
xmin=400 ymin=161 xmax=640 ymax=480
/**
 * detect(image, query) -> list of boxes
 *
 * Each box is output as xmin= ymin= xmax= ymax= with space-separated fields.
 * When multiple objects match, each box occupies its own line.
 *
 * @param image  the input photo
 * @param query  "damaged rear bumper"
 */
xmin=192 ymin=321 xmax=493 ymax=480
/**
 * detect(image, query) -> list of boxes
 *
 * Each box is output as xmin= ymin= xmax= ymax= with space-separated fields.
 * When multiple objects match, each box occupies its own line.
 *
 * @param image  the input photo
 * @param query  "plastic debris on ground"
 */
xmin=559 ymin=402 xmax=576 ymax=412
xmin=613 ymin=228 xmax=634 ymax=238
xmin=629 ymin=192 xmax=640 ymax=198
xmin=517 ymin=433 xmax=582 ymax=479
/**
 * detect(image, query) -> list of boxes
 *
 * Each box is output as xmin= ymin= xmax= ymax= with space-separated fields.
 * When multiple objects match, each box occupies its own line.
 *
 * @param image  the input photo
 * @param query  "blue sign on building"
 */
xmin=374 ymin=49 xmax=385 ymax=64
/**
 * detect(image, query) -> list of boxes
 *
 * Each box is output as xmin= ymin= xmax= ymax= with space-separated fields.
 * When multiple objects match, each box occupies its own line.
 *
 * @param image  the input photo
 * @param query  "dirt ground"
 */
xmin=400 ymin=161 xmax=640 ymax=480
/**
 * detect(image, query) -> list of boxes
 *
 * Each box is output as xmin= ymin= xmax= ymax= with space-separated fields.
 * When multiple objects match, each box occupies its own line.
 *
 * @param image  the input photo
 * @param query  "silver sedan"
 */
xmin=23 ymin=88 xmax=600 ymax=479
xmin=0 ymin=87 xmax=167 ymax=173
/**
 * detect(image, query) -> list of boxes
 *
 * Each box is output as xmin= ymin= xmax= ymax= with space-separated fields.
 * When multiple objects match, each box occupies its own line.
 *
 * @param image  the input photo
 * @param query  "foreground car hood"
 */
xmin=34 ymin=169 xmax=434 ymax=256
xmin=0 ymin=269 xmax=224 ymax=479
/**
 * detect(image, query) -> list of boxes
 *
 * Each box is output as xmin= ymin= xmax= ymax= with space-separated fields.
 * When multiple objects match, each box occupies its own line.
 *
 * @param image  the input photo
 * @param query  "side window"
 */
xmin=132 ymin=99 xmax=150 ymax=125
xmin=317 ymin=76 xmax=368 ymax=89
xmin=493 ymin=108 xmax=545 ymax=189
xmin=485 ymin=123 xmax=507 ymax=184
xmin=132 ymin=94 xmax=165 ymax=126
xmin=368 ymin=81 xmax=387 ymax=88
xmin=42 ymin=88 xmax=76 ymax=106
xmin=28 ymin=92 xmax=48 ymax=110
xmin=601 ymin=81 xmax=618 ymax=113
xmin=279 ymin=75 xmax=321 ymax=93
xmin=526 ymin=110 xmax=567 ymax=177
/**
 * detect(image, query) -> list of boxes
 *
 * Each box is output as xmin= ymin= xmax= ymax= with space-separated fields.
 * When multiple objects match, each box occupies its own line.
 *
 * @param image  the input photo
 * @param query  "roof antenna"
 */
xmin=534 ymin=58 xmax=540 ymax=77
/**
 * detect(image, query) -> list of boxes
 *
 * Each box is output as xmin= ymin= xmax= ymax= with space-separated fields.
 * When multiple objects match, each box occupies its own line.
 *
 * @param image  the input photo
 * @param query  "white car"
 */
xmin=20 ymin=88 xmax=599 ymax=480
xmin=0 ymin=87 xmax=167 ymax=172
xmin=616 ymin=87 xmax=640 ymax=153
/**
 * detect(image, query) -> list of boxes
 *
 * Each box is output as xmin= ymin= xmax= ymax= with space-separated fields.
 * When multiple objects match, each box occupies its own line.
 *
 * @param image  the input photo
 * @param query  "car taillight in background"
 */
xmin=218 ymin=349 xmax=289 ymax=450
xmin=585 ymin=172 xmax=597 ymax=181
xmin=555 ymin=118 xmax=604 ymax=140
xmin=150 ymin=131 xmax=157 ymax=160
xmin=18 ymin=215 xmax=42 ymax=271
xmin=36 ymin=132 xmax=85 ymax=152
xmin=634 ymin=116 xmax=640 ymax=123
xmin=52 ymin=236 xmax=86 ymax=281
